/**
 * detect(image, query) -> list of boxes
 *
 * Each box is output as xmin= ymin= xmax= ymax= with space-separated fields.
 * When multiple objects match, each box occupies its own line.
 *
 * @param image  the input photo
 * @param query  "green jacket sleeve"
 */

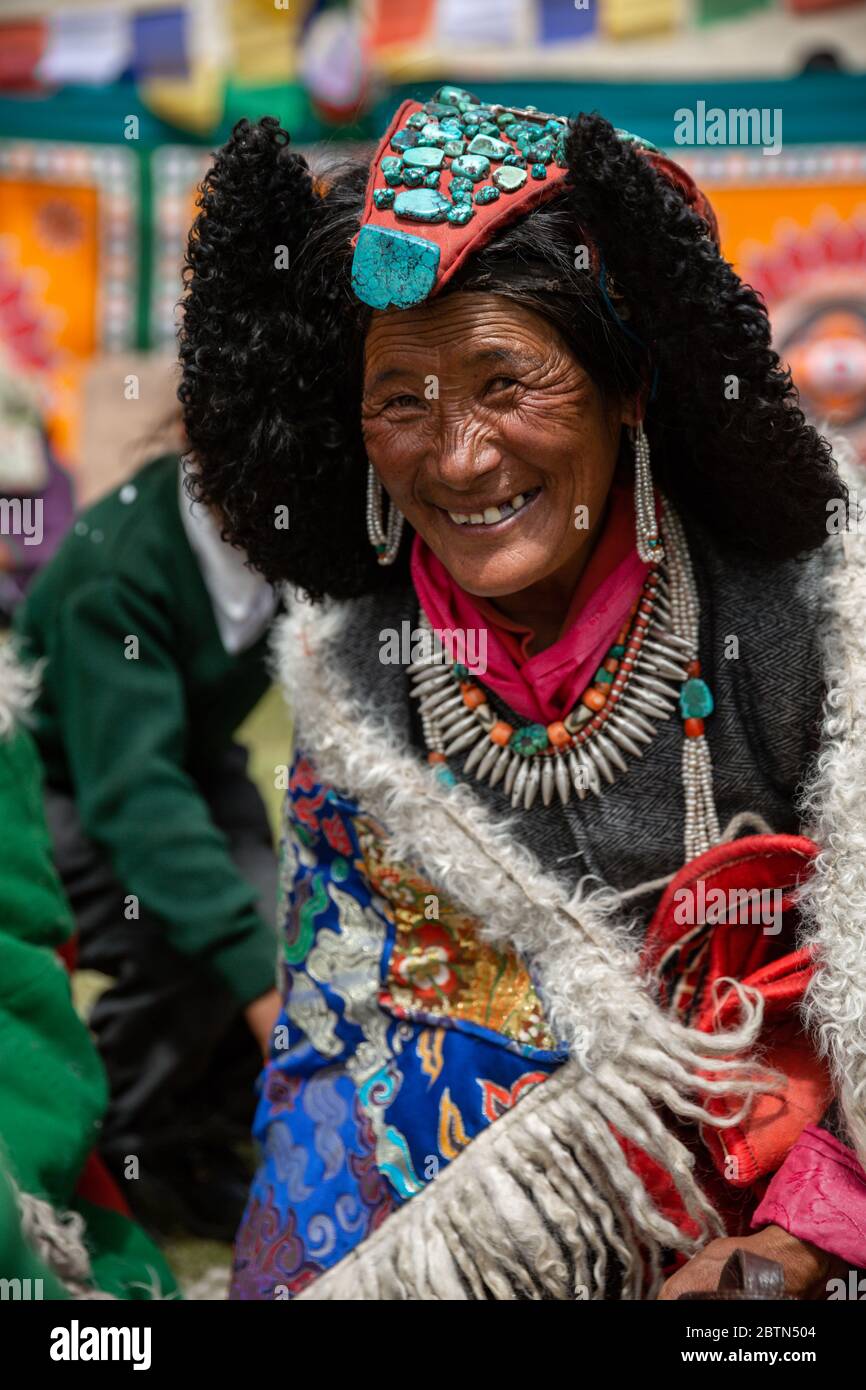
xmin=49 ymin=576 xmax=276 ymax=1008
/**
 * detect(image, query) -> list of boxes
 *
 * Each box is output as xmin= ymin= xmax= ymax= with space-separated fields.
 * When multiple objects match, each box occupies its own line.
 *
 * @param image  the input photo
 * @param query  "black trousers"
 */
xmin=44 ymin=744 xmax=278 ymax=1170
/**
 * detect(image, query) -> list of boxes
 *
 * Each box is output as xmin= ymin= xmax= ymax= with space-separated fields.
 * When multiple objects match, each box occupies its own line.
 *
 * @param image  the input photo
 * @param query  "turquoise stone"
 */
xmin=679 ymin=678 xmax=714 ymax=720
xmin=393 ymin=188 xmax=451 ymax=222
xmin=402 ymin=167 xmax=424 ymax=187
xmin=503 ymin=152 xmax=527 ymax=168
xmin=440 ymin=119 xmax=463 ymax=137
xmin=425 ymin=102 xmax=453 ymax=119
xmin=407 ymin=112 xmax=428 ymax=130
xmin=467 ymin=133 xmax=510 ymax=160
xmin=443 ymin=139 xmax=466 ymax=157
xmin=457 ymin=99 xmax=476 ymax=113
xmin=449 ymin=176 xmax=473 ymax=194
xmin=504 ymin=123 xmax=523 ymax=140
xmin=496 ymin=111 xmax=513 ymax=127
xmin=450 ymin=154 xmax=490 ymax=182
xmin=403 ymin=145 xmax=445 ymax=170
xmin=424 ymin=171 xmax=441 ymax=188
xmin=462 ymin=110 xmax=482 ymax=127
xmin=436 ymin=766 xmax=457 ymax=788
xmin=450 ymin=187 xmax=472 ymax=205
xmin=351 ymin=224 xmax=441 ymax=310
xmin=446 ymin=204 xmax=474 ymax=225
xmin=391 ymin=129 xmax=420 ymax=152
xmin=531 ymin=163 xmax=547 ymax=180
xmin=381 ymin=156 xmax=402 ymax=177
xmin=478 ymin=121 xmax=499 ymax=137
xmin=383 ymin=169 xmax=403 ymax=187
xmin=437 ymin=85 xmax=474 ymax=107
xmin=615 ymin=127 xmax=660 ymax=153
xmin=373 ymin=187 xmax=395 ymax=210
xmin=510 ymin=724 xmax=549 ymax=758
xmin=595 ymin=667 xmax=614 ymax=684
xmin=420 ymin=123 xmax=447 ymax=147
xmin=545 ymin=119 xmax=563 ymax=134
xmin=493 ymin=165 xmax=527 ymax=192
xmin=610 ymin=644 xmax=626 ymax=659
xmin=474 ymin=185 xmax=500 ymax=205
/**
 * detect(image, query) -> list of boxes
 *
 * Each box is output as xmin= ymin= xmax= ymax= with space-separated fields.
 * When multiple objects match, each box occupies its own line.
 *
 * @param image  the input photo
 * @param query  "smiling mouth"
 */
xmin=442 ymin=486 xmax=542 ymax=530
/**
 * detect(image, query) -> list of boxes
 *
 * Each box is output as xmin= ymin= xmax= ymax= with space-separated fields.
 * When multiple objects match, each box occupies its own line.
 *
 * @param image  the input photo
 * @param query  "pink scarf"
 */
xmin=410 ymin=479 xmax=649 ymax=725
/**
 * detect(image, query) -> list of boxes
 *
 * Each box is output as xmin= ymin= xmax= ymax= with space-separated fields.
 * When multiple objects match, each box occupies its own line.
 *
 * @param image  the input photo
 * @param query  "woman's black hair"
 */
xmin=178 ymin=112 xmax=842 ymax=601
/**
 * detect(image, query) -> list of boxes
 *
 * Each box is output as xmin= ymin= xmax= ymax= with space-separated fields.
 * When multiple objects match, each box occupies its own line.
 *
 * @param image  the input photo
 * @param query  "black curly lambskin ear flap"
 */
xmin=563 ymin=113 xmax=723 ymax=345
xmin=177 ymin=119 xmax=379 ymax=599
xmin=563 ymin=111 xmax=837 ymax=554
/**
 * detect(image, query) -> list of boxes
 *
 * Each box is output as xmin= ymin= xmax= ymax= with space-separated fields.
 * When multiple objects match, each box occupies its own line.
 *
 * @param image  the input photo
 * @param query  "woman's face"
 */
xmin=361 ymin=292 xmax=637 ymax=600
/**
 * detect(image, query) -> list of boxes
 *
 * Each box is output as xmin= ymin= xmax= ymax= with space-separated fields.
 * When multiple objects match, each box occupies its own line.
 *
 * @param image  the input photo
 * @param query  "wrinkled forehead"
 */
xmin=361 ymin=291 xmax=565 ymax=381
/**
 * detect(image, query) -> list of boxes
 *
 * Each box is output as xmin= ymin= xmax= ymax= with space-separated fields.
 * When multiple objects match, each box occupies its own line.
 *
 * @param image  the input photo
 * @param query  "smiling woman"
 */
xmin=360 ymin=295 xmax=628 ymax=618
xmin=178 ymin=92 xmax=866 ymax=1303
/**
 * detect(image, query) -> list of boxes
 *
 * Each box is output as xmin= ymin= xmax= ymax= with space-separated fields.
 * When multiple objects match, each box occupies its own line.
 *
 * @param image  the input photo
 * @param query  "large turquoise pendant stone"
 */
xmin=679 ymin=678 xmax=714 ymax=719
xmin=393 ymin=188 xmax=451 ymax=222
xmin=351 ymin=224 xmax=441 ymax=310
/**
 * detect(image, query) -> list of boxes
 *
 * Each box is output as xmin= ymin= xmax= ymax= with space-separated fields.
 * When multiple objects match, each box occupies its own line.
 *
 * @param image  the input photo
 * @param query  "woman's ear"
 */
xmin=620 ymin=383 xmax=650 ymax=428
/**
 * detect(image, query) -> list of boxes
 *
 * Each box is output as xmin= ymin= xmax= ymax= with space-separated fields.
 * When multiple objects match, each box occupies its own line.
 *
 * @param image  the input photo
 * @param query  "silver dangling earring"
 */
xmin=366 ymin=463 xmax=404 ymax=566
xmin=632 ymin=421 xmax=665 ymax=565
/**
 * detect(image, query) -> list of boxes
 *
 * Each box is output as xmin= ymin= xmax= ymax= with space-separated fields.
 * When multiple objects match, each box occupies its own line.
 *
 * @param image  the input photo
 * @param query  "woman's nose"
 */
xmin=432 ymin=425 xmax=502 ymax=493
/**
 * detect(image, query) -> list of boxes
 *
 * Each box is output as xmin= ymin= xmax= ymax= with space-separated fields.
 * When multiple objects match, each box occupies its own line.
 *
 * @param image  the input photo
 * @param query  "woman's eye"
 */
xmin=485 ymin=376 xmax=521 ymax=394
xmin=385 ymin=394 xmax=423 ymax=410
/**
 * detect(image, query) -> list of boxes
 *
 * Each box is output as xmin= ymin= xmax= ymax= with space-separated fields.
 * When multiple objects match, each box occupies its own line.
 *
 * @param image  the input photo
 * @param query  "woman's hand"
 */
xmin=657 ymin=1224 xmax=845 ymax=1300
xmin=243 ymin=987 xmax=283 ymax=1060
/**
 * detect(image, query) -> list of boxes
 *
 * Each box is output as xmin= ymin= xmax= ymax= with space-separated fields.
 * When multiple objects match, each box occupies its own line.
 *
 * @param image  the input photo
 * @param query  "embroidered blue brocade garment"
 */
xmin=230 ymin=753 xmax=565 ymax=1299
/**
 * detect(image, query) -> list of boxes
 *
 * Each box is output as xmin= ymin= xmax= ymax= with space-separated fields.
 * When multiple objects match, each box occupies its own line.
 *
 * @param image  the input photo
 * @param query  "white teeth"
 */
xmin=448 ymin=490 xmax=535 ymax=527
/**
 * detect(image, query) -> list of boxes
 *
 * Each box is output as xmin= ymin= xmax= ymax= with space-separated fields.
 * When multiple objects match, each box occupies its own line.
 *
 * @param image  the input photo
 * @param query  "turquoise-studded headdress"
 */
xmin=350 ymin=86 xmax=718 ymax=314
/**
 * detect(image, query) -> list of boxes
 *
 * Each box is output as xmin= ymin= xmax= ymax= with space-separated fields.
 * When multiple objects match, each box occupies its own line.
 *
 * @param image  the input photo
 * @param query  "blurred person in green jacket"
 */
xmin=14 ymin=453 xmax=281 ymax=1242
xmin=0 ymin=640 xmax=177 ymax=1298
